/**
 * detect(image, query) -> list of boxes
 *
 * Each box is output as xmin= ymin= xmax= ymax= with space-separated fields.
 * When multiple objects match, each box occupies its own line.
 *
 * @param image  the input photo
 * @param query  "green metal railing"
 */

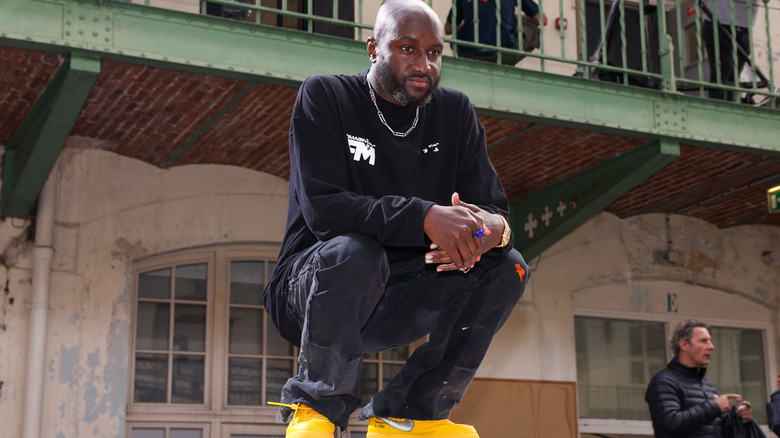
xmin=190 ymin=0 xmax=777 ymax=108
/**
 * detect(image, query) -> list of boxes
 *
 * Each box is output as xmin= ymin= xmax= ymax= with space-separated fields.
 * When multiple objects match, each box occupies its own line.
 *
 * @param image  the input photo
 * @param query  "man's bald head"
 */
xmin=373 ymin=0 xmax=444 ymax=46
xmin=367 ymin=0 xmax=444 ymax=107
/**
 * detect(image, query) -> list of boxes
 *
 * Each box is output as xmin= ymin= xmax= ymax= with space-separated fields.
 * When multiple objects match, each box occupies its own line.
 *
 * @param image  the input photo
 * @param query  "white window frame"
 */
xmin=127 ymin=244 xmax=418 ymax=437
xmin=218 ymin=422 xmax=287 ymax=437
xmin=574 ymin=307 xmax=776 ymax=436
xmin=127 ymin=245 xmax=289 ymax=433
xmin=129 ymin=250 xmax=216 ymax=412
xmin=126 ymin=421 xmax=212 ymax=438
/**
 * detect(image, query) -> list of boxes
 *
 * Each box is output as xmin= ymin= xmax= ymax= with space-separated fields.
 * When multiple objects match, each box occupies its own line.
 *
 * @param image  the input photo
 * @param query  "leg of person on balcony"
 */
xmin=703 ymin=20 xmax=752 ymax=102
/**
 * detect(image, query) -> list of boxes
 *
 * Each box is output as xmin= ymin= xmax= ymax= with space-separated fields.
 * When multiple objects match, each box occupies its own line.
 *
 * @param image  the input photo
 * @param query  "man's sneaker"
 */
xmin=367 ymin=417 xmax=479 ymax=438
xmin=285 ymin=404 xmax=335 ymax=438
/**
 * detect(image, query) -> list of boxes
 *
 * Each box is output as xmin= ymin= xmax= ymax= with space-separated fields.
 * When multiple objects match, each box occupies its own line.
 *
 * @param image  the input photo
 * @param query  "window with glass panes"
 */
xmin=575 ymin=316 xmax=769 ymax=424
xmin=575 ymin=317 xmax=667 ymax=420
xmin=128 ymin=245 xmax=414 ymax=434
xmin=130 ymin=426 xmax=209 ymax=438
xmin=133 ymin=263 xmax=209 ymax=404
xmin=129 ymin=247 xmax=294 ymax=417
xmin=707 ymin=326 xmax=768 ymax=423
xmin=226 ymin=260 xmax=294 ymax=406
xmin=361 ymin=346 xmax=411 ymax=406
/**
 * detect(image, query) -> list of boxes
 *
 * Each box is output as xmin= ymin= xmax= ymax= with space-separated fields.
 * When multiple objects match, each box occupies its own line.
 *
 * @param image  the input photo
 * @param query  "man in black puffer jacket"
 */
xmin=645 ymin=319 xmax=754 ymax=437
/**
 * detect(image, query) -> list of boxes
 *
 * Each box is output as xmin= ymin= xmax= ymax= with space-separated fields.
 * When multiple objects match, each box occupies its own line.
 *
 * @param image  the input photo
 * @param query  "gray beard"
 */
xmin=374 ymin=59 xmax=437 ymax=107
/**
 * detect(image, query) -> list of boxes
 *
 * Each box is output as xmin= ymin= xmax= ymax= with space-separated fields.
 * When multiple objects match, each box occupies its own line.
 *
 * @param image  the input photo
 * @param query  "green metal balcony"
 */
xmin=1 ymin=0 xmax=777 ymax=148
xmin=195 ymin=0 xmax=779 ymax=104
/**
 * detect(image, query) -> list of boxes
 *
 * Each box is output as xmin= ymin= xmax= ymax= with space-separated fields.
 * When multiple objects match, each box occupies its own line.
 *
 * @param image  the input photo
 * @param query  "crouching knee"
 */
xmin=317 ymin=233 xmax=389 ymax=281
xmin=490 ymin=249 xmax=530 ymax=305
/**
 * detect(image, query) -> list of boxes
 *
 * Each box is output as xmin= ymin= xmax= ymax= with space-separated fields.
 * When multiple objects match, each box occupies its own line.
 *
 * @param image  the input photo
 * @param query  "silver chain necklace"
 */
xmin=367 ymin=80 xmax=420 ymax=138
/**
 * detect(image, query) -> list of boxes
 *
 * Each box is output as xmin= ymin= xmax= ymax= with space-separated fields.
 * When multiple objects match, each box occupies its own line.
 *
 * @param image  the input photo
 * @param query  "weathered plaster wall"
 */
xmin=0 ymin=147 xmax=289 ymax=438
xmin=3 ymin=147 xmax=780 ymax=437
xmin=479 ymin=211 xmax=780 ymax=383
xmin=0 ymin=219 xmax=34 ymax=438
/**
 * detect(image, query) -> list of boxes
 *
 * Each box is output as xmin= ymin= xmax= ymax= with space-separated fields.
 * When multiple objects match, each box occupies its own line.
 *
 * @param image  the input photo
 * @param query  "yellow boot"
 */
xmin=285 ymin=404 xmax=336 ymax=438
xmin=367 ymin=417 xmax=479 ymax=438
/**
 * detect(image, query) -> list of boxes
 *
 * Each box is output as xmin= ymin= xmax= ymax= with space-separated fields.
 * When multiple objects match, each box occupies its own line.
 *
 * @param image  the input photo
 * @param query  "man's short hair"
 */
xmin=671 ymin=319 xmax=711 ymax=358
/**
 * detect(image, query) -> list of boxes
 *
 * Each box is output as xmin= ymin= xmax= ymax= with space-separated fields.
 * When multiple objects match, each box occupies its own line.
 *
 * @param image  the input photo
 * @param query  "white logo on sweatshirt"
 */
xmin=422 ymin=143 xmax=440 ymax=154
xmin=347 ymin=134 xmax=376 ymax=165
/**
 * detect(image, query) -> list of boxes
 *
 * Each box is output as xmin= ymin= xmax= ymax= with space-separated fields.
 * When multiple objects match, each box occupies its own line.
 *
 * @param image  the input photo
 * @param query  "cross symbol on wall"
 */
xmin=556 ymin=200 xmax=567 ymax=217
xmin=541 ymin=206 xmax=553 ymax=226
xmin=524 ymin=212 xmax=538 ymax=239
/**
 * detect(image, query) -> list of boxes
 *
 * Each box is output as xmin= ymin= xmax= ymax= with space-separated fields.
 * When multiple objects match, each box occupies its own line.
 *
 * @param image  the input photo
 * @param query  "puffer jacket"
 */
xmin=645 ymin=359 xmax=725 ymax=438
xmin=766 ymin=389 xmax=780 ymax=435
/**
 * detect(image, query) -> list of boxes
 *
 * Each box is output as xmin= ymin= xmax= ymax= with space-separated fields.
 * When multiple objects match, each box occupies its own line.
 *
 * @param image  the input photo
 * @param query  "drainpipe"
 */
xmin=21 ymin=168 xmax=57 ymax=438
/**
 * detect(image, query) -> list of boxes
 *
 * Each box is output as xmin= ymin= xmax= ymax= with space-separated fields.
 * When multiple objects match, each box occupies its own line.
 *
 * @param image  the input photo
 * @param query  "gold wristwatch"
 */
xmin=495 ymin=214 xmax=511 ymax=248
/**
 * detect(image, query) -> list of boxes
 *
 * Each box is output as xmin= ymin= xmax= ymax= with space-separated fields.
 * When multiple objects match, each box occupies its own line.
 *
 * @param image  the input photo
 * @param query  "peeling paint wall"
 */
xmin=0 ymin=218 xmax=34 ymax=438
xmin=0 ymin=148 xmax=288 ymax=438
xmin=2 ymin=147 xmax=780 ymax=437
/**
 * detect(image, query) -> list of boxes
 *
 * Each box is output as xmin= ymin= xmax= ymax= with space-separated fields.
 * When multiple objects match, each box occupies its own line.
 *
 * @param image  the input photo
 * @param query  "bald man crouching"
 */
xmin=262 ymin=1 xmax=530 ymax=436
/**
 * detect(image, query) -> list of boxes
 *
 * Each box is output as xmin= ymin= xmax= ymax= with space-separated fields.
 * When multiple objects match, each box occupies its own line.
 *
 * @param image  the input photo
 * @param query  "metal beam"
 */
xmin=458 ymin=64 xmax=779 ymax=155
xmin=629 ymin=158 xmax=780 ymax=216
xmin=487 ymin=123 xmax=540 ymax=152
xmin=162 ymin=82 xmax=257 ymax=168
xmin=1 ymin=53 xmax=100 ymax=218
xmin=1 ymin=0 xmax=778 ymax=152
xmin=0 ymin=0 xmax=369 ymax=87
xmin=510 ymin=139 xmax=681 ymax=260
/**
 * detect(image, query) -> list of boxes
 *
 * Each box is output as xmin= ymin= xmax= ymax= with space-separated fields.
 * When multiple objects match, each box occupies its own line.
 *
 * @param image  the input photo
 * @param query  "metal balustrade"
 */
xmin=154 ymin=0 xmax=778 ymax=107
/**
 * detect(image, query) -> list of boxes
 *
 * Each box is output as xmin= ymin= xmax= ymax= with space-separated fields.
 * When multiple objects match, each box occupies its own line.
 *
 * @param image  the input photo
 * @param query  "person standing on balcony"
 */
xmin=702 ymin=0 xmax=761 ymax=101
xmin=645 ymin=319 xmax=755 ymax=437
xmin=262 ymin=0 xmax=530 ymax=436
xmin=205 ymin=2 xmax=246 ymax=21
xmin=444 ymin=0 xmax=548 ymax=66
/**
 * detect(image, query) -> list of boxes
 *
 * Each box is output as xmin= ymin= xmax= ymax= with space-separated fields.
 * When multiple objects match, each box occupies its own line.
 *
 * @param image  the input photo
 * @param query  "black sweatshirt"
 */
xmin=264 ymin=71 xmax=513 ymax=337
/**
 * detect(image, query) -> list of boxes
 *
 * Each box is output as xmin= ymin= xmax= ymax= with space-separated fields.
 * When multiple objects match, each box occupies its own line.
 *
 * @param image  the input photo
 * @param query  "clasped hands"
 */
xmin=423 ymin=192 xmax=504 ymax=272
xmin=715 ymin=393 xmax=753 ymax=423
